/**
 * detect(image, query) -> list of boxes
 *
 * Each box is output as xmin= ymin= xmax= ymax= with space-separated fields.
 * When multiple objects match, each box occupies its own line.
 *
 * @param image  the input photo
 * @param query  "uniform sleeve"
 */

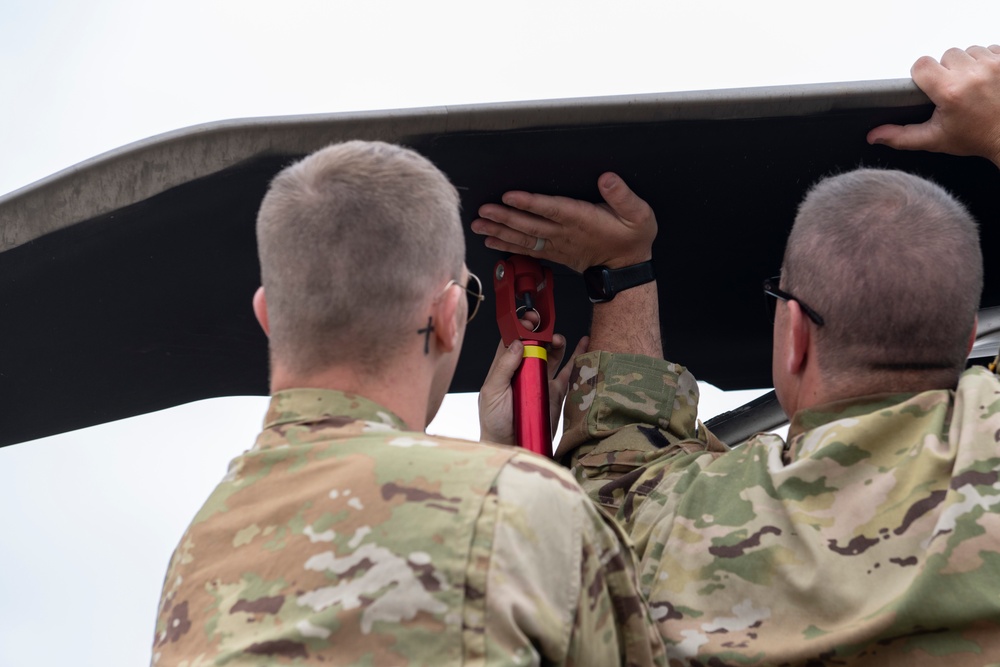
xmin=554 ymin=351 xmax=728 ymax=518
xmin=474 ymin=453 xmax=666 ymax=667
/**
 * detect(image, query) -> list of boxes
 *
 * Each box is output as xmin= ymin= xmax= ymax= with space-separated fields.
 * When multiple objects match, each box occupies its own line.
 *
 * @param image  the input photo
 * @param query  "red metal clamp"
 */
xmin=494 ymin=255 xmax=555 ymax=456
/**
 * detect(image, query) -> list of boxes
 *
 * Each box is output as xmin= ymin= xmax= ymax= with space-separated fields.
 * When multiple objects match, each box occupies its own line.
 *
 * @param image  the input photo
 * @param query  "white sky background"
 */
xmin=1 ymin=1 xmax=998 ymax=665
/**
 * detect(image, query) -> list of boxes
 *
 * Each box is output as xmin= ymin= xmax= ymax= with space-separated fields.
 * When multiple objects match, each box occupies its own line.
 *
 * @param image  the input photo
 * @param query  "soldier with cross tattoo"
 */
xmin=151 ymin=140 xmax=666 ymax=666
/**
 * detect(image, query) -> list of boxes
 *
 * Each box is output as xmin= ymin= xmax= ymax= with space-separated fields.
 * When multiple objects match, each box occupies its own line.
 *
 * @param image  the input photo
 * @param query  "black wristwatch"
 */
xmin=583 ymin=260 xmax=655 ymax=303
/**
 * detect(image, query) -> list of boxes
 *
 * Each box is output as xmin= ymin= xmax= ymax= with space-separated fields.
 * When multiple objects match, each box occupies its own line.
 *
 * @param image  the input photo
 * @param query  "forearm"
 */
xmin=557 ymin=349 xmax=704 ymax=453
xmin=555 ymin=349 xmax=726 ymax=516
xmin=588 ymin=280 xmax=663 ymax=358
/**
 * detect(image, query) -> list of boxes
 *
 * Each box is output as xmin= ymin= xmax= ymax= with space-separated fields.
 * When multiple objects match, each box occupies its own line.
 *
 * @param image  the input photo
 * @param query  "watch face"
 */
xmin=583 ymin=266 xmax=611 ymax=302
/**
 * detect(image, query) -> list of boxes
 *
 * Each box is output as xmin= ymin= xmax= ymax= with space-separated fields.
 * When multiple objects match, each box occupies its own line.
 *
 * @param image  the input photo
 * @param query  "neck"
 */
xmin=270 ymin=357 xmax=435 ymax=432
xmin=828 ymin=366 xmax=961 ymax=401
xmin=793 ymin=365 xmax=962 ymax=415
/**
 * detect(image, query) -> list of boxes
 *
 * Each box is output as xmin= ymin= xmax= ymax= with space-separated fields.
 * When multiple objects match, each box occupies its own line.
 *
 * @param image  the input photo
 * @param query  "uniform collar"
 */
xmin=262 ymin=388 xmax=408 ymax=432
xmin=784 ymin=391 xmax=919 ymax=459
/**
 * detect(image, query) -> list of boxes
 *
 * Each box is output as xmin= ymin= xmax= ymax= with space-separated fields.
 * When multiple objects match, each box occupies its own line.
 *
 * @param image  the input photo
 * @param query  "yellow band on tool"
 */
xmin=522 ymin=345 xmax=548 ymax=361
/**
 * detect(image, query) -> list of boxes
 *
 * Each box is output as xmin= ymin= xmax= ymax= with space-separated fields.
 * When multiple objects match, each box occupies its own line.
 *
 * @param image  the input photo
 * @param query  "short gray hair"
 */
xmin=256 ymin=141 xmax=464 ymax=375
xmin=782 ymin=168 xmax=982 ymax=378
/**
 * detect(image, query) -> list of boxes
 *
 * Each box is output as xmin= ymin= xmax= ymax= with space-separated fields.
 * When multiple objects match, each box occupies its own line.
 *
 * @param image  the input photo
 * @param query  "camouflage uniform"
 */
xmin=152 ymin=388 xmax=665 ymax=666
xmin=558 ymin=351 xmax=1000 ymax=666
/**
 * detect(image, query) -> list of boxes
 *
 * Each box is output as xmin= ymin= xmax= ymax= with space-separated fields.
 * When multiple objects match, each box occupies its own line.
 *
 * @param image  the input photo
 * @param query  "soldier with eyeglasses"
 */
xmin=477 ymin=45 xmax=1000 ymax=665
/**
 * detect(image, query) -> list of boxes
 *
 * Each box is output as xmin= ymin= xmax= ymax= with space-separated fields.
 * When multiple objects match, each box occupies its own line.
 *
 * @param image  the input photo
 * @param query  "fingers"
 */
xmin=939 ymin=46 xmax=975 ymax=69
xmin=866 ymin=124 xmax=900 ymax=146
xmin=481 ymin=339 xmax=523 ymax=395
xmin=559 ymin=336 xmax=590 ymax=384
xmin=473 ymin=173 xmax=657 ymax=272
xmin=472 ymin=198 xmax=570 ymax=263
xmin=498 ymin=174 xmax=651 ymax=235
xmin=547 ymin=334 xmax=568 ymax=381
xmin=967 ymin=44 xmax=999 ymax=61
xmin=597 ymin=172 xmax=654 ymax=226
xmin=867 ymin=121 xmax=939 ymax=152
xmin=472 ymin=211 xmax=553 ymax=255
xmin=937 ymin=44 xmax=1000 ymax=66
xmin=893 ymin=44 xmax=1000 ymax=164
xmin=475 ymin=201 xmax=562 ymax=238
xmin=547 ymin=336 xmax=589 ymax=441
xmin=910 ymin=53 xmax=948 ymax=93
xmin=498 ymin=190 xmax=592 ymax=227
xmin=478 ymin=339 xmax=522 ymax=445
xmin=483 ymin=333 xmax=578 ymax=394
xmin=553 ymin=336 xmax=590 ymax=389
xmin=481 ymin=236 xmax=545 ymax=259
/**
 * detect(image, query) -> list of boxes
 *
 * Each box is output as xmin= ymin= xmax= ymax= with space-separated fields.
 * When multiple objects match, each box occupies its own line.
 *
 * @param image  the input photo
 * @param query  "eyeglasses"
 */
xmin=443 ymin=271 xmax=485 ymax=323
xmin=763 ymin=276 xmax=825 ymax=326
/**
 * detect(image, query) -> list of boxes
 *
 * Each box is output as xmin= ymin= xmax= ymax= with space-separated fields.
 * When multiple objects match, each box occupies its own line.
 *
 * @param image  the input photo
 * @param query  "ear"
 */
xmin=783 ymin=299 xmax=811 ymax=378
xmin=967 ymin=315 xmax=978 ymax=357
xmin=252 ymin=287 xmax=270 ymax=337
xmin=432 ymin=283 xmax=463 ymax=354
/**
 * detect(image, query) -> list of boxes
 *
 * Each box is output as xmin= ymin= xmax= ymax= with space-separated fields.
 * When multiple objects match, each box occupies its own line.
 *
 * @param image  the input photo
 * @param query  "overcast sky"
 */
xmin=2 ymin=2 xmax=999 ymax=666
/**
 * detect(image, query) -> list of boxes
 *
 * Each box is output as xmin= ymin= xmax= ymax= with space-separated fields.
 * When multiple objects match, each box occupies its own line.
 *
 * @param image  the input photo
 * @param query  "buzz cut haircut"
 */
xmin=256 ymin=140 xmax=465 ymax=375
xmin=782 ymin=168 xmax=983 ymax=377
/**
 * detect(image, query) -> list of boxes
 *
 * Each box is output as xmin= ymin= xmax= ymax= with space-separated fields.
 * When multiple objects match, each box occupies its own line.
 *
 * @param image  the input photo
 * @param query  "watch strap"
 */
xmin=585 ymin=260 xmax=655 ymax=303
xmin=608 ymin=261 xmax=655 ymax=296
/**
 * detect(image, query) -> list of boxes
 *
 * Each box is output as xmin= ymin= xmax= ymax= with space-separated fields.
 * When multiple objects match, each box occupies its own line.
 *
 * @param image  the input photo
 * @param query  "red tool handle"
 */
xmin=493 ymin=256 xmax=555 ymax=456
xmin=512 ymin=340 xmax=551 ymax=456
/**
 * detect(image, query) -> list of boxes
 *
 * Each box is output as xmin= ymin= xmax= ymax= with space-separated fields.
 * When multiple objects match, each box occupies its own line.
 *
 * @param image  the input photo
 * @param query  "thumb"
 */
xmin=481 ymin=340 xmax=524 ymax=393
xmin=867 ymin=122 xmax=940 ymax=152
xmin=598 ymin=172 xmax=649 ymax=222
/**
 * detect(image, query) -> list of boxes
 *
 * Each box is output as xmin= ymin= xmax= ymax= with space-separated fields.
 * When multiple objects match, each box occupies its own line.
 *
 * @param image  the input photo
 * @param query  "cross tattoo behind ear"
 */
xmin=418 ymin=317 xmax=435 ymax=355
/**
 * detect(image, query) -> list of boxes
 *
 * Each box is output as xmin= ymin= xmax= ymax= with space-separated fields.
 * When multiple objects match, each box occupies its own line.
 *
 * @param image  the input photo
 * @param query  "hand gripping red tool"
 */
xmin=493 ymin=256 xmax=555 ymax=456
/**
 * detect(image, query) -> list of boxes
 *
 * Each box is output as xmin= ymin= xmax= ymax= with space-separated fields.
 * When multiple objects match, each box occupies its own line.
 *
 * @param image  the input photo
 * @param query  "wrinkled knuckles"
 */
xmin=477 ymin=203 xmax=503 ymax=221
xmin=942 ymin=46 xmax=969 ymax=61
xmin=478 ymin=221 xmax=508 ymax=240
xmin=537 ymin=202 xmax=563 ymax=223
xmin=981 ymin=56 xmax=1000 ymax=77
xmin=911 ymin=54 xmax=939 ymax=77
xmin=967 ymin=44 xmax=996 ymax=59
xmin=470 ymin=219 xmax=494 ymax=235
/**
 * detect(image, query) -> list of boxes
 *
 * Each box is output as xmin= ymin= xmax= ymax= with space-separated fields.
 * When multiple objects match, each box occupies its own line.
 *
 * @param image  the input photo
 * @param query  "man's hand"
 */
xmin=868 ymin=45 xmax=1000 ymax=168
xmin=479 ymin=334 xmax=589 ymax=446
xmin=472 ymin=172 xmax=656 ymax=273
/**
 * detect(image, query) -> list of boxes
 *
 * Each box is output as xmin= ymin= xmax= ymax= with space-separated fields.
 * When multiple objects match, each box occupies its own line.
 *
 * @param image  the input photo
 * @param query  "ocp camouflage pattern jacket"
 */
xmin=152 ymin=388 xmax=665 ymax=666
xmin=558 ymin=351 xmax=1000 ymax=666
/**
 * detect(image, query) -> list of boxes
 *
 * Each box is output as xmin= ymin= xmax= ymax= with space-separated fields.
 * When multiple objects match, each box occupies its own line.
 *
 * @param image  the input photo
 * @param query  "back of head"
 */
xmin=256 ymin=140 xmax=464 ymax=376
xmin=782 ymin=168 xmax=982 ymax=384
